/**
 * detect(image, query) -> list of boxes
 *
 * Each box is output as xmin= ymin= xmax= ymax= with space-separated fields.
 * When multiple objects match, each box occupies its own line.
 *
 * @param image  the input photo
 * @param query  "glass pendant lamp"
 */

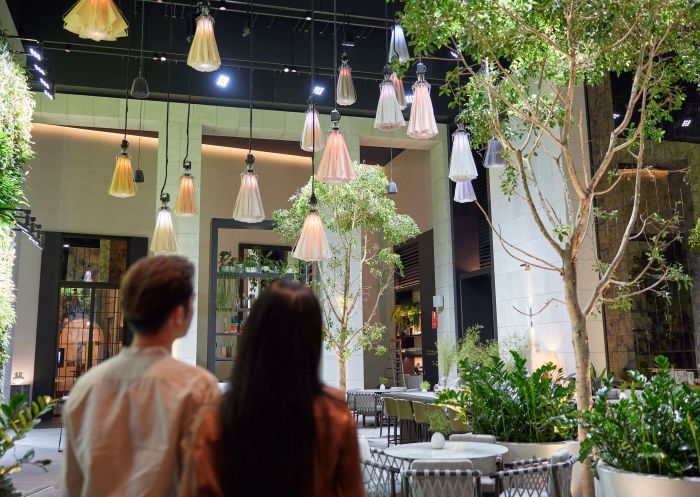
xmin=151 ymin=193 xmax=178 ymax=252
xmin=388 ymin=21 xmax=410 ymax=63
xmin=336 ymin=53 xmax=356 ymax=106
xmin=407 ymin=62 xmax=438 ymax=139
xmin=187 ymin=3 xmax=221 ymax=72
xmin=454 ymin=180 xmax=477 ymax=203
xmin=390 ymin=72 xmax=407 ymax=110
xmin=375 ymin=67 xmax=406 ymax=131
xmin=131 ymin=3 xmax=149 ymax=99
xmin=63 ymin=0 xmax=128 ymax=41
xmin=318 ymin=110 xmax=354 ymax=185
xmin=448 ymin=124 xmax=478 ymax=182
xmin=108 ymin=139 xmax=136 ymax=197
xmin=175 ymin=161 xmax=198 ymax=216
xmin=484 ymin=137 xmax=507 ymax=168
xmin=387 ymin=145 xmax=398 ymax=194
xmin=300 ymin=96 xmax=325 ymax=152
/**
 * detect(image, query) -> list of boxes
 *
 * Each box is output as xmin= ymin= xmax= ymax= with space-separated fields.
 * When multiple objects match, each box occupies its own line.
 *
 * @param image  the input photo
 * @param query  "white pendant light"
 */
xmin=407 ymin=62 xmax=438 ymax=139
xmin=454 ymin=180 xmax=477 ymax=203
xmin=300 ymin=97 xmax=325 ymax=152
xmin=233 ymin=155 xmax=265 ymax=223
xmin=318 ymin=110 xmax=354 ymax=185
xmin=449 ymin=124 xmax=478 ymax=182
xmin=375 ymin=68 xmax=406 ymax=131
xmin=108 ymin=139 xmax=136 ymax=197
xmin=388 ymin=21 xmax=410 ymax=63
xmin=390 ymin=72 xmax=407 ymax=110
xmin=151 ymin=193 xmax=178 ymax=252
xmin=484 ymin=137 xmax=507 ymax=168
xmin=63 ymin=0 xmax=128 ymax=42
xmin=187 ymin=3 xmax=221 ymax=72
xmin=336 ymin=53 xmax=357 ymax=106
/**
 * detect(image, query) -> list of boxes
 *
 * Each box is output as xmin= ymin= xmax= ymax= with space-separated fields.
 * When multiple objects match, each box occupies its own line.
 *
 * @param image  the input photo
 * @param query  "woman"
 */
xmin=181 ymin=280 xmax=364 ymax=497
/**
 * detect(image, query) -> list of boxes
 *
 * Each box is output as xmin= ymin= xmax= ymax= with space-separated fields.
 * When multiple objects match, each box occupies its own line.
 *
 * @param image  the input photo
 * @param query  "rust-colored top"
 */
xmin=180 ymin=387 xmax=365 ymax=497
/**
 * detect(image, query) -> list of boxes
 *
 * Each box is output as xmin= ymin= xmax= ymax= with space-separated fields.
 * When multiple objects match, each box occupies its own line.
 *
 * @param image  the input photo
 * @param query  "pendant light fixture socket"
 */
xmin=120 ymin=138 xmax=129 ymax=152
xmin=130 ymin=72 xmax=149 ymax=99
xmin=330 ymin=109 xmax=341 ymax=125
xmin=183 ymin=159 xmax=192 ymax=171
xmin=245 ymin=153 xmax=255 ymax=169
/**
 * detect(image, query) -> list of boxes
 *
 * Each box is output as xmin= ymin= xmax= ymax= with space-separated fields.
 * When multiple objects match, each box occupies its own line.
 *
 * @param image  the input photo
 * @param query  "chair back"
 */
xmin=412 ymin=401 xmax=430 ymax=424
xmin=383 ymin=397 xmax=399 ymax=417
xmin=361 ymin=459 xmax=400 ymax=497
xmin=403 ymin=467 xmax=481 ymax=497
xmin=449 ymin=433 xmax=496 ymax=444
xmin=395 ymin=399 xmax=414 ymax=421
xmin=410 ymin=459 xmax=473 ymax=471
xmin=494 ymin=455 xmax=575 ymax=497
xmin=355 ymin=392 xmax=377 ymax=415
xmin=346 ymin=390 xmax=357 ymax=412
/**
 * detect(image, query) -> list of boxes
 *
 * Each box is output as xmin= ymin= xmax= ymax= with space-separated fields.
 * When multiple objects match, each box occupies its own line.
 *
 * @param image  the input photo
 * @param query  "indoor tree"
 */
xmin=274 ymin=163 xmax=419 ymax=393
xmin=399 ymin=1 xmax=700 ymax=495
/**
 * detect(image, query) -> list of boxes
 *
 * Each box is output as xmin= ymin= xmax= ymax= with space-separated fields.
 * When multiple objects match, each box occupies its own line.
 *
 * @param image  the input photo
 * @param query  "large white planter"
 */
xmin=500 ymin=440 xmax=581 ymax=497
xmin=596 ymin=462 xmax=700 ymax=497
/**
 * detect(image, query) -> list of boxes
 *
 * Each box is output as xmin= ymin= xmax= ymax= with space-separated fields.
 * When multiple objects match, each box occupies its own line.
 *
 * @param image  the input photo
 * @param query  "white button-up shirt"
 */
xmin=61 ymin=345 xmax=220 ymax=497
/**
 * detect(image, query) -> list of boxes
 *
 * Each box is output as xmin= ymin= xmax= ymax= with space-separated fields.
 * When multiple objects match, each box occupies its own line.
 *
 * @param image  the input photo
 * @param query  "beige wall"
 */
xmin=11 ymin=124 xmax=158 ymax=384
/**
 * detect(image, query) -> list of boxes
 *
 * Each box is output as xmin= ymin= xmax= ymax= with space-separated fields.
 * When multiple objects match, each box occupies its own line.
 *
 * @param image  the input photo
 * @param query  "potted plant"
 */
xmin=436 ymin=336 xmax=458 ymax=386
xmin=437 ymin=351 xmax=581 ymax=496
xmin=427 ymin=407 xmax=452 ymax=449
xmin=378 ymin=376 xmax=389 ymax=390
xmin=391 ymin=303 xmax=421 ymax=334
xmin=0 ymin=394 xmax=56 ymax=495
xmin=580 ymin=355 xmax=700 ymax=497
xmin=420 ymin=380 xmax=431 ymax=392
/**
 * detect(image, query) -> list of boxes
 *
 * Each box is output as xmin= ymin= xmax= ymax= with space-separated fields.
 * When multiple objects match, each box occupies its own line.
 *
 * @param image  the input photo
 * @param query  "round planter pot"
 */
xmin=596 ymin=462 xmax=700 ymax=497
xmin=431 ymin=432 xmax=446 ymax=449
xmin=500 ymin=440 xmax=581 ymax=497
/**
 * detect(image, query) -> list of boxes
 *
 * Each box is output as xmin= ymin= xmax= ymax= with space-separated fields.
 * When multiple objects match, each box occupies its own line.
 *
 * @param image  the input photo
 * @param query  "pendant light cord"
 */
xmin=332 ymin=0 xmax=337 ymax=110
xmin=384 ymin=0 xmax=388 ymax=64
xmin=139 ymin=0 xmax=145 ymax=76
xmin=248 ymin=0 xmax=253 ymax=154
xmin=310 ymin=0 xmax=315 ymax=201
xmin=160 ymin=0 xmax=174 ymax=199
xmin=183 ymin=68 xmax=191 ymax=163
xmin=123 ymin=0 xmax=133 ymax=140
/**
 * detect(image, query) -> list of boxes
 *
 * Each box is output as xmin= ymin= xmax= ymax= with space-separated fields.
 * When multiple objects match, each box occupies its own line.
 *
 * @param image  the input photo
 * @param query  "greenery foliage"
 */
xmin=391 ymin=303 xmax=421 ymax=331
xmin=580 ymin=355 xmax=700 ymax=478
xmin=427 ymin=407 xmax=452 ymax=438
xmin=437 ymin=352 xmax=577 ymax=443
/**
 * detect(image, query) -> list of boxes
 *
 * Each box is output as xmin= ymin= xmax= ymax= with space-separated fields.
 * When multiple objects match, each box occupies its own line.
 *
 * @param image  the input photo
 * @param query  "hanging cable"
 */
xmin=139 ymin=0 xmax=146 ymax=77
xmin=122 ymin=0 xmax=133 ymax=140
xmin=183 ymin=68 xmax=191 ymax=163
xmin=310 ymin=0 xmax=316 ymax=202
xmin=332 ymin=0 xmax=337 ymax=109
xmin=160 ymin=0 xmax=174 ymax=199
xmin=248 ymin=0 xmax=253 ymax=154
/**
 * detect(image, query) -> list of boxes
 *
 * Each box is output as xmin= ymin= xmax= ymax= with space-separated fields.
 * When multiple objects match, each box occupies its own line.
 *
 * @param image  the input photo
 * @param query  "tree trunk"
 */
xmin=563 ymin=259 xmax=594 ymax=497
xmin=338 ymin=355 xmax=347 ymax=395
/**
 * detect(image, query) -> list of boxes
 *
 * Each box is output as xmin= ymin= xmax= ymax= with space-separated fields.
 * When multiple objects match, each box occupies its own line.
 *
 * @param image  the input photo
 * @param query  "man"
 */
xmin=62 ymin=255 xmax=220 ymax=497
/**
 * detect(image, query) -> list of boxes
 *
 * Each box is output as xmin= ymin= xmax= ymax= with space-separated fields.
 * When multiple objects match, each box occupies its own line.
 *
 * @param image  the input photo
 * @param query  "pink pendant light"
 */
xmin=448 ymin=124 xmax=478 ymax=182
xmin=484 ymin=137 xmax=507 ymax=168
xmin=336 ymin=53 xmax=357 ymax=106
xmin=175 ymin=86 xmax=198 ymax=216
xmin=375 ymin=68 xmax=406 ymax=131
xmin=187 ymin=3 xmax=221 ymax=72
xmin=63 ymin=0 xmax=128 ymax=42
xmin=300 ymin=97 xmax=325 ymax=152
xmin=390 ymin=72 xmax=407 ymax=110
xmin=407 ymin=62 xmax=438 ymax=139
xmin=318 ymin=112 xmax=355 ymax=185
xmin=454 ymin=180 xmax=477 ymax=203
xmin=233 ymin=2 xmax=265 ymax=223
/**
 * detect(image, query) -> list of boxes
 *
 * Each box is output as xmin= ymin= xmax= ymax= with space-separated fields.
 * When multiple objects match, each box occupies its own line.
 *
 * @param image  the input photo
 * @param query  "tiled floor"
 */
xmin=4 ymin=416 xmax=387 ymax=496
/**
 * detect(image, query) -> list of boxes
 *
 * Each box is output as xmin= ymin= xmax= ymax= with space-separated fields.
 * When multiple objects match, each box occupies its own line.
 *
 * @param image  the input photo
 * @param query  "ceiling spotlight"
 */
xmin=342 ymin=28 xmax=355 ymax=47
xmin=64 ymin=44 xmax=72 ymax=53
xmin=28 ymin=46 xmax=42 ymax=61
xmin=33 ymin=64 xmax=46 ymax=76
xmin=152 ymin=52 xmax=158 ymax=60
xmin=304 ymin=11 xmax=312 ymax=21
xmin=290 ymin=66 xmax=298 ymax=73
xmin=313 ymin=85 xmax=325 ymax=96
xmin=63 ymin=243 xmax=70 ymax=248
xmin=216 ymin=74 xmax=230 ymax=88
xmin=283 ymin=66 xmax=290 ymax=73
xmin=218 ymin=0 xmax=226 ymax=10
xmin=159 ymin=53 xmax=167 ymax=62
xmin=682 ymin=119 xmax=692 ymax=127
xmin=405 ymin=93 xmax=414 ymax=104
xmin=612 ymin=113 xmax=621 ymax=119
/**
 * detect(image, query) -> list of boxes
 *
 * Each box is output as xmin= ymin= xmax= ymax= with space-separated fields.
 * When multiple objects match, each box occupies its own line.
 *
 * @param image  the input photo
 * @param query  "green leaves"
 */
xmin=580 ymin=356 xmax=700 ymax=477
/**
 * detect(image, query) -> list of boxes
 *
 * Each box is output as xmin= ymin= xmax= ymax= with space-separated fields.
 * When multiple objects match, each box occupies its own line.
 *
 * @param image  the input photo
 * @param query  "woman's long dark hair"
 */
xmin=219 ymin=280 xmax=323 ymax=497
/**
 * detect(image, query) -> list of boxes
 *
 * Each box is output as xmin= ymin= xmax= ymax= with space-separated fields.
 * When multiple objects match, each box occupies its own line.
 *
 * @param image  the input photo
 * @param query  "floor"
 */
xmin=2 ymin=416 xmax=387 ymax=496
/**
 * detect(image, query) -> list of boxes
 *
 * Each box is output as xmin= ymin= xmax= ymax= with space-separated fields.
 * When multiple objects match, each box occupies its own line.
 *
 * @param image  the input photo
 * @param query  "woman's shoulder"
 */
xmin=193 ymin=401 xmax=221 ymax=441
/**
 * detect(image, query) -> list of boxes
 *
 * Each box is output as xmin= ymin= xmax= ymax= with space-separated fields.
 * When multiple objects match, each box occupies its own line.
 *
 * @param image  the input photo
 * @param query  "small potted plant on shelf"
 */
xmin=579 ymin=355 xmax=700 ymax=497
xmin=378 ymin=376 xmax=389 ymax=390
xmin=427 ymin=406 xmax=452 ymax=449
xmin=420 ymin=380 xmax=431 ymax=392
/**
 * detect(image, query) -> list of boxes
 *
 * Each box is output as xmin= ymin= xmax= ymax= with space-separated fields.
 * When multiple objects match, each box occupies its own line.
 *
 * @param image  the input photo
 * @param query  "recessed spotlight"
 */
xmin=612 ymin=113 xmax=621 ymax=119
xmin=283 ymin=66 xmax=290 ymax=73
xmin=313 ymin=85 xmax=324 ymax=96
xmin=63 ymin=243 xmax=70 ymax=248
xmin=216 ymin=74 xmax=230 ymax=88
xmin=28 ymin=47 xmax=42 ymax=61
xmin=405 ymin=94 xmax=414 ymax=104
xmin=682 ymin=119 xmax=692 ymax=127
xmin=33 ymin=64 xmax=46 ymax=76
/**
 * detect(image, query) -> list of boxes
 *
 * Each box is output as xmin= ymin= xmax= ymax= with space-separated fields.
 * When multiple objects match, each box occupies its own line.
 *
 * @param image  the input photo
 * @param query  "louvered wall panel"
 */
xmin=395 ymin=242 xmax=420 ymax=290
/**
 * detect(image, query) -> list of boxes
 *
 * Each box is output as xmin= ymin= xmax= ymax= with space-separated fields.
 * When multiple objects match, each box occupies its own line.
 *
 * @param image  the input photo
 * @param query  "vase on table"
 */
xmin=431 ymin=432 xmax=445 ymax=449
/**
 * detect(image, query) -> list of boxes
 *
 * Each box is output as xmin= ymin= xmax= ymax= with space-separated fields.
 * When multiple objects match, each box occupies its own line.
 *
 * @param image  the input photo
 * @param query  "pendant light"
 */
xmin=484 ymin=137 xmax=507 ymax=168
xmin=175 ymin=75 xmax=198 ymax=216
xmin=134 ymin=101 xmax=145 ymax=183
xmin=130 ymin=0 xmax=149 ymax=99
xmin=407 ymin=60 xmax=438 ymax=139
xmin=301 ymin=96 xmax=325 ymax=152
xmin=187 ymin=2 xmax=221 ymax=72
xmin=390 ymin=72 xmax=407 ymax=110
xmin=448 ymin=123 xmax=478 ymax=182
xmin=388 ymin=20 xmax=410 ymax=63
xmin=63 ymin=0 xmax=128 ymax=42
xmin=151 ymin=12 xmax=177 ymax=253
xmin=294 ymin=5 xmax=331 ymax=262
xmin=233 ymin=0 xmax=265 ymax=223
xmin=336 ymin=53 xmax=356 ymax=106
xmin=317 ymin=1 xmax=354 ymax=185
xmin=109 ymin=30 xmax=136 ymax=198
xmin=387 ymin=140 xmax=398 ymax=194
xmin=375 ymin=3 xmax=405 ymax=132
xmin=454 ymin=181 xmax=477 ymax=203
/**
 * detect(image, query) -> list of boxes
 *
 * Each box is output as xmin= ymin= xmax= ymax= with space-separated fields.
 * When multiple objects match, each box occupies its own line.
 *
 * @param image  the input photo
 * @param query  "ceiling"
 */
xmin=7 ymin=0 xmax=460 ymax=122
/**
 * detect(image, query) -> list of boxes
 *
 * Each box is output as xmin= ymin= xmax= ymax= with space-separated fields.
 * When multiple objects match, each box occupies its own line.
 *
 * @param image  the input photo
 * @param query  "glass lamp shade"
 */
xmin=150 ymin=206 xmax=178 ymax=253
xmin=293 ymin=210 xmax=331 ymax=262
xmin=175 ymin=173 xmax=198 ymax=216
xmin=387 ymin=180 xmax=398 ymax=194
xmin=108 ymin=154 xmax=136 ymax=198
xmin=454 ymin=180 xmax=477 ymax=203
xmin=63 ymin=0 xmax=128 ymax=41
xmin=317 ymin=128 xmax=355 ymax=185
xmin=187 ymin=14 xmax=221 ymax=72
xmin=484 ymin=137 xmax=507 ymax=168
xmin=449 ymin=128 xmax=478 ymax=182
xmin=337 ymin=63 xmax=357 ymax=106
xmin=232 ymin=170 xmax=265 ymax=223
xmin=130 ymin=75 xmax=149 ymax=99
xmin=374 ymin=81 xmax=406 ymax=131
xmin=407 ymin=81 xmax=438 ymax=139
xmin=300 ymin=106 xmax=325 ymax=152
xmin=390 ymin=72 xmax=407 ymax=110
xmin=389 ymin=23 xmax=410 ymax=63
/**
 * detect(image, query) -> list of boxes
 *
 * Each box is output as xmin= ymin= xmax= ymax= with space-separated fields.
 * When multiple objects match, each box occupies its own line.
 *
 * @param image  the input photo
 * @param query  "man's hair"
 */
xmin=120 ymin=255 xmax=194 ymax=335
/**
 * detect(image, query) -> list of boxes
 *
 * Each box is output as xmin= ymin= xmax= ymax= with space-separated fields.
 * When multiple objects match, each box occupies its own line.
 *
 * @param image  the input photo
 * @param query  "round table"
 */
xmin=384 ymin=441 xmax=509 ymax=463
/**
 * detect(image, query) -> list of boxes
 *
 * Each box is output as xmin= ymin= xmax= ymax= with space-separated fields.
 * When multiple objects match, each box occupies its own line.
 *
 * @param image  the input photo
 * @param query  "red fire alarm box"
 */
xmin=431 ymin=310 xmax=438 ymax=330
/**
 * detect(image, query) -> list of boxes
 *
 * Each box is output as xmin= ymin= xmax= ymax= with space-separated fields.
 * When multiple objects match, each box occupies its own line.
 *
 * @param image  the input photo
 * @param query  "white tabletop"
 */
xmin=384 ymin=441 xmax=509 ymax=462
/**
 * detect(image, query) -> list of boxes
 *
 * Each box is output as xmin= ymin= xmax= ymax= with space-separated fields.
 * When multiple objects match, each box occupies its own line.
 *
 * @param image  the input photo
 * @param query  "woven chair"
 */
xmin=362 ymin=459 xmax=401 ymax=497
xmin=370 ymin=447 xmax=409 ymax=472
xmin=492 ymin=453 xmax=575 ymax=497
xmin=403 ymin=460 xmax=482 ymax=497
xmin=449 ymin=434 xmax=501 ymax=495
xmin=395 ymin=399 xmax=416 ymax=443
xmin=347 ymin=390 xmax=357 ymax=416
xmin=412 ymin=401 xmax=431 ymax=442
xmin=355 ymin=392 xmax=379 ymax=426
xmin=382 ymin=397 xmax=400 ymax=445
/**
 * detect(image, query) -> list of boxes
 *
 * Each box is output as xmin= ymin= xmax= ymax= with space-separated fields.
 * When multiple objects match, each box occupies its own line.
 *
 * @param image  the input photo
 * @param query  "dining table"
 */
xmin=384 ymin=441 xmax=509 ymax=475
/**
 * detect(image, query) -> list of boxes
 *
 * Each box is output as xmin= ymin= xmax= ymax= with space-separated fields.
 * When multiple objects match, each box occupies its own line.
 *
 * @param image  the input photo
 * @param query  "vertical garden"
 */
xmin=0 ymin=36 xmax=35 ymax=392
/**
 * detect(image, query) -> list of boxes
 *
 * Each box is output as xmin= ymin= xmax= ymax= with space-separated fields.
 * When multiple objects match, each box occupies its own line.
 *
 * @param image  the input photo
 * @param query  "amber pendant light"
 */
xmin=63 ymin=0 xmax=128 ymax=42
xmin=187 ymin=2 xmax=221 ymax=72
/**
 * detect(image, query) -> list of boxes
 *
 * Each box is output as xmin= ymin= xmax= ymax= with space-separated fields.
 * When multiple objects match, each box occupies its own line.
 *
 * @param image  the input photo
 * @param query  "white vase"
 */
xmin=422 ymin=388 xmax=428 ymax=392
xmin=379 ymin=384 xmax=386 ymax=390
xmin=431 ymin=432 xmax=445 ymax=449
